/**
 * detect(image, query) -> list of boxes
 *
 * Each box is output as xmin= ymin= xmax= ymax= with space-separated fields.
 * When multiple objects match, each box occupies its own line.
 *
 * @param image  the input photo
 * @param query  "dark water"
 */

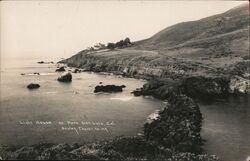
xmin=0 ymin=58 xmax=249 ymax=161
xmin=200 ymin=96 xmax=250 ymax=161
xmin=0 ymin=58 xmax=164 ymax=146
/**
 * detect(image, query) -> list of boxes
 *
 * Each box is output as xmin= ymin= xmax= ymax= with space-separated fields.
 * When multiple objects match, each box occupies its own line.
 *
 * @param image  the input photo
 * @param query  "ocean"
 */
xmin=0 ymin=57 xmax=249 ymax=161
xmin=0 ymin=57 xmax=164 ymax=145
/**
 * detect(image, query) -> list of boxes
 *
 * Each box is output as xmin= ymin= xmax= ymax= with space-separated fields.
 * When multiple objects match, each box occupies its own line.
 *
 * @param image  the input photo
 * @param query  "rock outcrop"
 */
xmin=72 ymin=68 xmax=81 ymax=73
xmin=27 ymin=83 xmax=40 ymax=89
xmin=230 ymin=76 xmax=250 ymax=94
xmin=57 ymin=72 xmax=72 ymax=82
xmin=132 ymin=75 xmax=250 ymax=100
xmin=94 ymin=85 xmax=126 ymax=93
xmin=55 ymin=67 xmax=66 ymax=72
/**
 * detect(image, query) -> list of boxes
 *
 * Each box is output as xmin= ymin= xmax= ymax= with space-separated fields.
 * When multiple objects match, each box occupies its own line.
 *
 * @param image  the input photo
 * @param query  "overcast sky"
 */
xmin=0 ymin=1 xmax=246 ymax=59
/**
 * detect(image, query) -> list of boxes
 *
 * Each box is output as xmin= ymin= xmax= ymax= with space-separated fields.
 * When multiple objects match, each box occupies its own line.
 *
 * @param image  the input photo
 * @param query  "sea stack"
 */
xmin=57 ymin=72 xmax=72 ymax=82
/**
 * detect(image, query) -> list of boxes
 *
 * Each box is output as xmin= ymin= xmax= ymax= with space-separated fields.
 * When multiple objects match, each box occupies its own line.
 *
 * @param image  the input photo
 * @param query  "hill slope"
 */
xmin=135 ymin=3 xmax=248 ymax=53
xmin=61 ymin=3 xmax=249 ymax=79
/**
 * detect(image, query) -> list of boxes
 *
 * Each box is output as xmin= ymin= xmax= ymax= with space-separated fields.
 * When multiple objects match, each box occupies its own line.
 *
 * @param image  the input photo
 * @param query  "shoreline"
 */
xmin=1 ymin=64 xmax=219 ymax=160
xmin=1 ymin=2 xmax=249 ymax=160
xmin=1 ymin=61 xmax=249 ymax=160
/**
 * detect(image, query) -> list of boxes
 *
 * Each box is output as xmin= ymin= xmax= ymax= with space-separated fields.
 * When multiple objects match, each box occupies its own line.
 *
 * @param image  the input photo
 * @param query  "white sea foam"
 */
xmin=147 ymin=110 xmax=160 ymax=122
xmin=110 ymin=97 xmax=133 ymax=101
xmin=39 ymin=73 xmax=57 ymax=76
xmin=26 ymin=72 xmax=56 ymax=76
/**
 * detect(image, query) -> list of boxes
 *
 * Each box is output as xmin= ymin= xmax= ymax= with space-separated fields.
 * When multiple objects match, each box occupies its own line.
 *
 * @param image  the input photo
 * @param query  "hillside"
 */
xmin=135 ymin=3 xmax=248 ymax=52
xmin=60 ymin=3 xmax=249 ymax=89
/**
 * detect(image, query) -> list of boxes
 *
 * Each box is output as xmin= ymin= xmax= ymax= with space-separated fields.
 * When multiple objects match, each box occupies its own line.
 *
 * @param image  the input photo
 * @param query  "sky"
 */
xmin=0 ymin=1 xmax=247 ymax=59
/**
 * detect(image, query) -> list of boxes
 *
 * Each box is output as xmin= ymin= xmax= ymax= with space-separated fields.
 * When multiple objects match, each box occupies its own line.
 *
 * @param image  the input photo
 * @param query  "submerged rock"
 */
xmin=33 ymin=72 xmax=40 ymax=75
xmin=37 ymin=61 xmax=54 ymax=64
xmin=55 ymin=67 xmax=66 ymax=72
xmin=94 ymin=85 xmax=126 ymax=93
xmin=27 ymin=83 xmax=40 ymax=89
xmin=57 ymin=72 xmax=72 ymax=82
xmin=37 ymin=61 xmax=45 ymax=64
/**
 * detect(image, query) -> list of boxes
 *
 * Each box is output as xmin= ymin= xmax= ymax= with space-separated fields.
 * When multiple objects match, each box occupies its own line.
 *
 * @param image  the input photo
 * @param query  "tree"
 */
xmin=106 ymin=38 xmax=132 ymax=50
xmin=124 ymin=37 xmax=132 ymax=46
xmin=107 ymin=43 xmax=115 ymax=49
xmin=115 ymin=40 xmax=124 ymax=48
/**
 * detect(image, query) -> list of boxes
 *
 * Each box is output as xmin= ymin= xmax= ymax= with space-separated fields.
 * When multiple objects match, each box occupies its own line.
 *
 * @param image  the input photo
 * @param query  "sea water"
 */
xmin=0 ymin=57 xmax=249 ymax=161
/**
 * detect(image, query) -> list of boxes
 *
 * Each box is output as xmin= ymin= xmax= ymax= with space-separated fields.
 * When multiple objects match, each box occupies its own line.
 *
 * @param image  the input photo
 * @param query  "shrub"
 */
xmin=144 ymin=95 xmax=203 ymax=153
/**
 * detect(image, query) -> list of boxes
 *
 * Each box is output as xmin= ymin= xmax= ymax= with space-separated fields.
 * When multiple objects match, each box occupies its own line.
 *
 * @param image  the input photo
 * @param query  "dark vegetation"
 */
xmin=85 ymin=37 xmax=132 ymax=51
xmin=0 ymin=137 xmax=219 ymax=160
xmin=144 ymin=95 xmax=202 ymax=153
xmin=107 ymin=37 xmax=132 ymax=49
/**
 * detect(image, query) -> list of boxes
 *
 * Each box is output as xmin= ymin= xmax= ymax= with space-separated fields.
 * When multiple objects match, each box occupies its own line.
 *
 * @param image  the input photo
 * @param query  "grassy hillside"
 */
xmin=135 ymin=3 xmax=248 ymax=52
xmin=61 ymin=3 xmax=249 ymax=79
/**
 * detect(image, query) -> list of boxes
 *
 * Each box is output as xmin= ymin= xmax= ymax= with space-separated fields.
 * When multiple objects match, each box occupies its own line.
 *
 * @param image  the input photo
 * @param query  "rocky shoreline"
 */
xmin=0 ymin=90 xmax=217 ymax=160
xmin=131 ymin=75 xmax=250 ymax=101
xmin=1 ymin=64 xmax=225 ymax=161
xmin=0 ymin=62 xmax=223 ymax=161
xmin=56 ymin=50 xmax=249 ymax=160
xmin=1 ymin=4 xmax=248 ymax=160
xmin=2 ymin=53 xmax=248 ymax=160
